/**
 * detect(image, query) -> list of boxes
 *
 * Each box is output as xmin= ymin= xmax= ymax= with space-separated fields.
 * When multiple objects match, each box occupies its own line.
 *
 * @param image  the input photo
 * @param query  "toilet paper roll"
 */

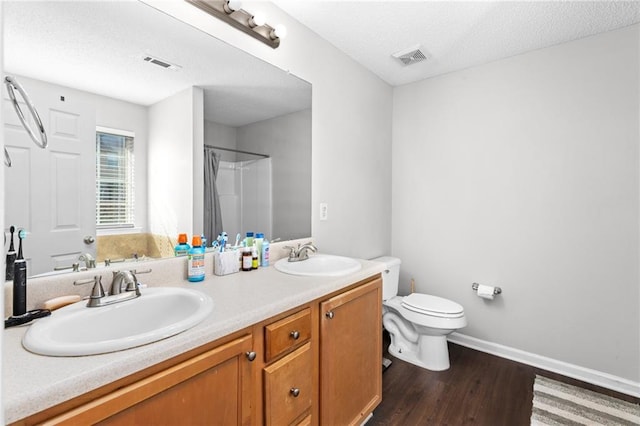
xmin=476 ymin=284 xmax=495 ymax=300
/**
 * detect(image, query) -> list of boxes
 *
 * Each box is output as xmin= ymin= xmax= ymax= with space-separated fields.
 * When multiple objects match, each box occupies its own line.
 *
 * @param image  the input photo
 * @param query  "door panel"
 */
xmin=4 ymin=78 xmax=96 ymax=275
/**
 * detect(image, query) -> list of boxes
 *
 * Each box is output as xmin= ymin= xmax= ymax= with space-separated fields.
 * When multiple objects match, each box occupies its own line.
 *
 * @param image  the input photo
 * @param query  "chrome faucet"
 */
xmin=110 ymin=270 xmax=141 ymax=296
xmin=284 ymin=242 xmax=317 ymax=262
xmin=78 ymin=253 xmax=96 ymax=269
xmin=73 ymin=269 xmax=145 ymax=308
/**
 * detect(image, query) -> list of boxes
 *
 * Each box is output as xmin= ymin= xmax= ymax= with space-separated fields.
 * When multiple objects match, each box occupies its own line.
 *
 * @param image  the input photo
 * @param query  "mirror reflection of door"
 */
xmin=4 ymin=79 xmax=96 ymax=276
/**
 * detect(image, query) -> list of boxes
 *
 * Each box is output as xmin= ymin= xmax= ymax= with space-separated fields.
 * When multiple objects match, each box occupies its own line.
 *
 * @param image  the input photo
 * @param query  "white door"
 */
xmin=4 ymin=77 xmax=96 ymax=276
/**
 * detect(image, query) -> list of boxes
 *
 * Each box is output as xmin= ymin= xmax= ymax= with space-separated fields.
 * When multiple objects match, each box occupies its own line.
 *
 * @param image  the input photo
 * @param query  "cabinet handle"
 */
xmin=290 ymin=330 xmax=300 ymax=340
xmin=290 ymin=387 xmax=300 ymax=397
xmin=245 ymin=351 xmax=257 ymax=362
xmin=325 ymin=311 xmax=334 ymax=320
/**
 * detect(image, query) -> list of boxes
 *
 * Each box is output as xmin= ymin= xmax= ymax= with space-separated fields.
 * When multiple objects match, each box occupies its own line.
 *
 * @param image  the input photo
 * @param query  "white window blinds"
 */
xmin=96 ymin=129 xmax=135 ymax=228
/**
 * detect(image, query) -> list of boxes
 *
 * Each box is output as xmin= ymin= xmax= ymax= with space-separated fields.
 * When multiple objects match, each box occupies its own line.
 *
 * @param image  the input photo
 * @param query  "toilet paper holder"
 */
xmin=472 ymin=282 xmax=502 ymax=295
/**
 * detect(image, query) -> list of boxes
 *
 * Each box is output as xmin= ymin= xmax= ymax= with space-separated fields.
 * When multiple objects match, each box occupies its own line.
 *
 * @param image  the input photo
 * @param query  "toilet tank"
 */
xmin=371 ymin=256 xmax=401 ymax=301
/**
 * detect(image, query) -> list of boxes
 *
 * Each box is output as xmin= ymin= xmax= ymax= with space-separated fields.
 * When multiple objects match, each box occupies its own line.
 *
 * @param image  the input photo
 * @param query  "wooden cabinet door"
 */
xmin=263 ymin=342 xmax=313 ymax=426
xmin=319 ymin=278 xmax=382 ymax=426
xmin=45 ymin=334 xmax=254 ymax=426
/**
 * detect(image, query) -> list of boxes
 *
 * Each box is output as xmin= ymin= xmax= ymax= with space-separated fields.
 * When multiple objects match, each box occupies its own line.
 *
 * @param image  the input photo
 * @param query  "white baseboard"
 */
xmin=448 ymin=332 xmax=640 ymax=398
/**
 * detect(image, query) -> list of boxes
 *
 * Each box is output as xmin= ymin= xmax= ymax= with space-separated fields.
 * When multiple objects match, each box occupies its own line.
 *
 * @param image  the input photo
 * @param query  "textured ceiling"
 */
xmin=275 ymin=1 xmax=640 ymax=86
xmin=3 ymin=1 xmax=311 ymax=127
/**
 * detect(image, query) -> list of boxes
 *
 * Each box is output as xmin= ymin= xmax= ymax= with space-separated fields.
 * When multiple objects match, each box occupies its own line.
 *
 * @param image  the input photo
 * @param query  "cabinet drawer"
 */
xmin=265 ymin=308 xmax=311 ymax=362
xmin=263 ymin=343 xmax=312 ymax=426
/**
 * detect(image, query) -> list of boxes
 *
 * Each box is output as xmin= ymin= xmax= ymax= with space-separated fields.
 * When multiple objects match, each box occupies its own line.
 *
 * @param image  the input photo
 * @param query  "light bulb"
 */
xmin=270 ymin=24 xmax=287 ymax=40
xmin=249 ymin=12 xmax=266 ymax=27
xmin=224 ymin=0 xmax=242 ymax=13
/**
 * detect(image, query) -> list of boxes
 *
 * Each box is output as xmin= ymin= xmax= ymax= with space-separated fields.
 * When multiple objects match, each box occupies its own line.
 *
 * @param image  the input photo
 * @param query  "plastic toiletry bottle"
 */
xmin=245 ymin=232 xmax=254 ymax=248
xmin=261 ymin=238 xmax=270 ymax=267
xmin=255 ymin=233 xmax=264 ymax=266
xmin=174 ymin=233 xmax=191 ymax=257
xmin=242 ymin=247 xmax=253 ymax=271
xmin=201 ymin=234 xmax=208 ymax=251
xmin=187 ymin=235 xmax=205 ymax=282
xmin=251 ymin=243 xmax=259 ymax=270
xmin=12 ymin=229 xmax=27 ymax=316
xmin=5 ymin=225 xmax=16 ymax=281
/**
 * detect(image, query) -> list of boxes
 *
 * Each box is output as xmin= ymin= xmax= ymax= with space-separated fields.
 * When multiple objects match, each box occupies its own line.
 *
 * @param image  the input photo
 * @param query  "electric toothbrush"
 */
xmin=4 ymin=229 xmax=51 ymax=328
xmin=12 ymin=229 xmax=27 ymax=316
xmin=5 ymin=225 xmax=16 ymax=281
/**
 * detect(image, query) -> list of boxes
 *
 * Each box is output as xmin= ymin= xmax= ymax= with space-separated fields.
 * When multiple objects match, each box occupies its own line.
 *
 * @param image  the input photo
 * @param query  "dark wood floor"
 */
xmin=370 ymin=332 xmax=639 ymax=425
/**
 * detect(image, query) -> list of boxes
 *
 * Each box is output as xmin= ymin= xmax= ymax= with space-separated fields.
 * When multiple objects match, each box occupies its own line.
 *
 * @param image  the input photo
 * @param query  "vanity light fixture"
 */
xmin=223 ymin=0 xmax=241 ymax=13
xmin=248 ymin=12 xmax=266 ymax=28
xmin=270 ymin=24 xmax=288 ymax=40
xmin=185 ymin=0 xmax=286 ymax=49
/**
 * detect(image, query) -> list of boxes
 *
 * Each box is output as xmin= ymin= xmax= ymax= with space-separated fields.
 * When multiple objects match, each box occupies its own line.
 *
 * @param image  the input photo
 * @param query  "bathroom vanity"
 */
xmin=3 ymin=257 xmax=383 ymax=425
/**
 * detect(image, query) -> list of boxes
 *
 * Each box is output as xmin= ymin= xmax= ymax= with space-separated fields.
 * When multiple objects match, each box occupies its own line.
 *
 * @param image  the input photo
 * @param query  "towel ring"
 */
xmin=4 ymin=76 xmax=48 ymax=149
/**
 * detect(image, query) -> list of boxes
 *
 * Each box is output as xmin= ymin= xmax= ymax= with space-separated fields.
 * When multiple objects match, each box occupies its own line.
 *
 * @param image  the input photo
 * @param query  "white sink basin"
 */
xmin=23 ymin=287 xmax=213 ymax=356
xmin=275 ymin=254 xmax=362 ymax=277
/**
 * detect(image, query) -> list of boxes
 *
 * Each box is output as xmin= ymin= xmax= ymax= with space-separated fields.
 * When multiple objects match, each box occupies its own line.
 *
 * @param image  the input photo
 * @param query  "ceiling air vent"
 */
xmin=392 ymin=45 xmax=428 ymax=66
xmin=143 ymin=55 xmax=182 ymax=71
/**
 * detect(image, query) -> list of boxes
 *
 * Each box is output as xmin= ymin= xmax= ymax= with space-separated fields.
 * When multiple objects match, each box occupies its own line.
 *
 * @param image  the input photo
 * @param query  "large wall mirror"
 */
xmin=3 ymin=0 xmax=312 ymax=277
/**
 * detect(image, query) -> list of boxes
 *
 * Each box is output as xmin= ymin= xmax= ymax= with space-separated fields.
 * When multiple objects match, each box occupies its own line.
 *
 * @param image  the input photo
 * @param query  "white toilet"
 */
xmin=373 ymin=256 xmax=467 ymax=371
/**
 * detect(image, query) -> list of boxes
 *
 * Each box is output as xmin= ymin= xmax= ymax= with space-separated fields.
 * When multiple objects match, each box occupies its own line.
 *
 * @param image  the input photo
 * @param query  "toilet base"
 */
xmin=388 ymin=334 xmax=451 ymax=371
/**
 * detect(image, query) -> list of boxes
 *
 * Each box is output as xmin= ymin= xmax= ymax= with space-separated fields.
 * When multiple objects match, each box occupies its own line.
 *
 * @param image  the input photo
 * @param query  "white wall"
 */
xmin=192 ymin=88 xmax=204 ymax=236
xmin=204 ymin=120 xmax=237 ymax=161
xmin=144 ymin=0 xmax=393 ymax=260
xmin=392 ymin=25 xmax=639 ymax=384
xmin=148 ymin=86 xmax=204 ymax=240
xmin=237 ymin=109 xmax=312 ymax=240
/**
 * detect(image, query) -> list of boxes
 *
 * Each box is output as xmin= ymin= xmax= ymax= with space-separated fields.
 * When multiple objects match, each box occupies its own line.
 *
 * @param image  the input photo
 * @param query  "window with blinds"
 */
xmin=96 ymin=129 xmax=135 ymax=228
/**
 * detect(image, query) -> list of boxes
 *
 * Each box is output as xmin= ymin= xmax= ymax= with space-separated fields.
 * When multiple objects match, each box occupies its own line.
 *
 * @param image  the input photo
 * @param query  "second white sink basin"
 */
xmin=23 ymin=287 xmax=213 ymax=356
xmin=275 ymin=254 xmax=362 ymax=277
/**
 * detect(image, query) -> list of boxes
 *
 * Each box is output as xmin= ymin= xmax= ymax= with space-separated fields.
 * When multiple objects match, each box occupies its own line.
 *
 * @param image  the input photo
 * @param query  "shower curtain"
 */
xmin=204 ymin=146 xmax=223 ymax=246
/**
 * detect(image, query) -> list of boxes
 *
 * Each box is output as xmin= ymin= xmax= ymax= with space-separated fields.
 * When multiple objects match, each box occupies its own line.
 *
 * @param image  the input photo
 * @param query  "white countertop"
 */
xmin=3 ymin=258 xmax=384 ymax=424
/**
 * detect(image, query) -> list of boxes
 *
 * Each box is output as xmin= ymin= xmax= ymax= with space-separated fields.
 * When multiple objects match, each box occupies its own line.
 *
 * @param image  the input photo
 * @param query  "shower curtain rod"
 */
xmin=206 ymin=145 xmax=269 ymax=158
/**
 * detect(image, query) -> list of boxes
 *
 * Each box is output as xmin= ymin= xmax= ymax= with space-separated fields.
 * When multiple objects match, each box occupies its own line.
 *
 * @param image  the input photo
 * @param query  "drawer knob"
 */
xmin=325 ymin=311 xmax=335 ymax=320
xmin=245 ymin=351 xmax=257 ymax=362
xmin=290 ymin=387 xmax=300 ymax=397
xmin=290 ymin=330 xmax=300 ymax=340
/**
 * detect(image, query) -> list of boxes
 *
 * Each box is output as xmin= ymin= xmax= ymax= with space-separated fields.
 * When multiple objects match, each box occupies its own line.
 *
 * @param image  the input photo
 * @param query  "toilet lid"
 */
xmin=402 ymin=293 xmax=464 ymax=317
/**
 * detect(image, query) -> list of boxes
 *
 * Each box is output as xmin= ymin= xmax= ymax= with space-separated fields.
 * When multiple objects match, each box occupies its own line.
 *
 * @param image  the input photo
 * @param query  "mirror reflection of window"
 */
xmin=96 ymin=127 xmax=135 ymax=229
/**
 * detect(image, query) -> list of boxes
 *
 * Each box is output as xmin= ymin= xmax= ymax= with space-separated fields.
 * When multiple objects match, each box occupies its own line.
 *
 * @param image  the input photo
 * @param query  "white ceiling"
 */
xmin=5 ymin=0 xmax=638 ymax=121
xmin=275 ymin=1 xmax=640 ymax=87
xmin=3 ymin=1 xmax=311 ymax=127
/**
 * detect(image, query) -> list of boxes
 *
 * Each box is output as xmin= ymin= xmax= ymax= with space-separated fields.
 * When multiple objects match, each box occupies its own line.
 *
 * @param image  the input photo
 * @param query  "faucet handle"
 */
xmin=73 ymin=276 xmax=106 ymax=300
xmin=283 ymin=245 xmax=297 ymax=260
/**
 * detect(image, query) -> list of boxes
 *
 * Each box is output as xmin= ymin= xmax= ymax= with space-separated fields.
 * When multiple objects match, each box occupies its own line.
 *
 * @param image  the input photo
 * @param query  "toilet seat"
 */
xmin=401 ymin=293 xmax=465 ymax=319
